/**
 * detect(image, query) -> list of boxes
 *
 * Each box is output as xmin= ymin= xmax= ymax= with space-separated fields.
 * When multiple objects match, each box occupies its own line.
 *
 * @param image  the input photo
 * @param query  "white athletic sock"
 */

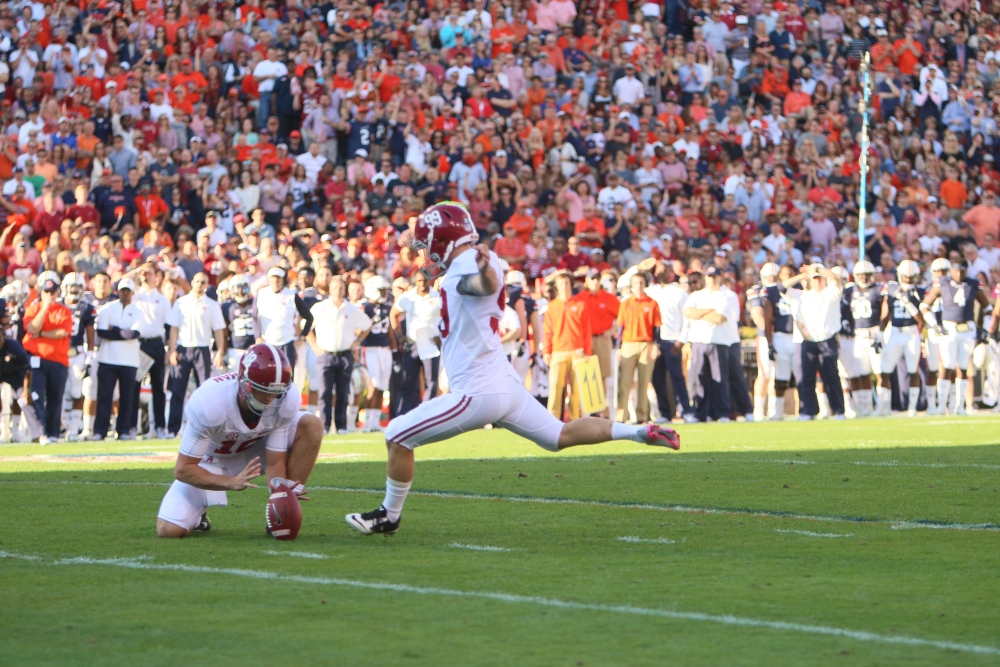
xmin=856 ymin=389 xmax=872 ymax=416
xmin=611 ymin=422 xmax=647 ymax=443
xmin=907 ymin=387 xmax=920 ymax=413
xmin=83 ymin=413 xmax=95 ymax=434
xmin=382 ymin=477 xmax=411 ymax=522
xmin=68 ymin=409 xmax=82 ymax=438
xmin=938 ymin=380 xmax=952 ymax=413
xmin=925 ymin=386 xmax=937 ymax=412
xmin=772 ymin=396 xmax=784 ymax=418
xmin=953 ymin=379 xmax=966 ymax=412
xmin=347 ymin=406 xmax=359 ymax=431
xmin=876 ymin=387 xmax=891 ymax=414
xmin=753 ymin=396 xmax=766 ymax=420
xmin=818 ymin=393 xmax=831 ymax=419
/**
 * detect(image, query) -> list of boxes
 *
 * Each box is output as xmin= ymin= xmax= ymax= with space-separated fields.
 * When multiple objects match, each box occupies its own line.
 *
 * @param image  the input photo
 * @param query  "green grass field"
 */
xmin=2 ymin=417 xmax=999 ymax=666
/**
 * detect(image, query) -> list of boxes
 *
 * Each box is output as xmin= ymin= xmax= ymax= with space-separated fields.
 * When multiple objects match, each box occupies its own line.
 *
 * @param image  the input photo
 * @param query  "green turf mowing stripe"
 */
xmin=3 ymin=552 xmax=997 ymax=657
xmin=3 ymin=478 xmax=997 ymax=531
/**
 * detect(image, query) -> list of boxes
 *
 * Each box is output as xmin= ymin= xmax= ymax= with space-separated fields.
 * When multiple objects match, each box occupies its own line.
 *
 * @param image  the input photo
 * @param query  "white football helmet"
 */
xmin=230 ymin=274 xmax=252 ymax=303
xmin=853 ymin=260 xmax=876 ymax=288
xmin=759 ymin=262 xmax=780 ymax=286
xmin=350 ymin=365 xmax=371 ymax=402
xmin=364 ymin=275 xmax=390 ymax=302
xmin=930 ymin=258 xmax=952 ymax=274
xmin=1 ymin=280 xmax=30 ymax=307
xmin=61 ymin=272 xmax=87 ymax=303
xmin=897 ymin=259 xmax=921 ymax=284
xmin=506 ymin=270 xmax=527 ymax=288
xmin=37 ymin=270 xmax=60 ymax=288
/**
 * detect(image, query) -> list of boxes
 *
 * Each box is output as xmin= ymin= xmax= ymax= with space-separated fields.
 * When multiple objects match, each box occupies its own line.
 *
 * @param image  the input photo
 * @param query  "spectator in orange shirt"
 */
xmin=574 ymin=203 xmax=606 ymax=249
xmin=783 ymin=80 xmax=813 ymax=121
xmin=939 ymin=166 xmax=968 ymax=213
xmin=134 ymin=182 xmax=170 ymax=229
xmin=894 ymin=26 xmax=924 ymax=76
xmin=543 ymin=271 xmax=592 ymax=421
xmin=615 ymin=272 xmax=661 ymax=423
xmin=171 ymin=57 xmax=209 ymax=104
xmin=506 ymin=200 xmax=535 ymax=243
xmin=495 ymin=224 xmax=528 ymax=270
xmin=760 ymin=56 xmax=791 ymax=106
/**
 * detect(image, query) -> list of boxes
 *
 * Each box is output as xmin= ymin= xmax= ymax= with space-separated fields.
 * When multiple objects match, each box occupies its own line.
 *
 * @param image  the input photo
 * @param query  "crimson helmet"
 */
xmin=412 ymin=202 xmax=477 ymax=274
xmin=237 ymin=343 xmax=292 ymax=415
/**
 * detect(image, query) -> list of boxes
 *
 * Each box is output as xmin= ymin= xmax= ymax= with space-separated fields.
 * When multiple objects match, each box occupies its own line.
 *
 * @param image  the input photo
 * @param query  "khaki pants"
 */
xmin=592 ymin=334 xmax=613 ymax=378
xmin=617 ymin=341 xmax=655 ymax=423
xmin=547 ymin=349 xmax=584 ymax=421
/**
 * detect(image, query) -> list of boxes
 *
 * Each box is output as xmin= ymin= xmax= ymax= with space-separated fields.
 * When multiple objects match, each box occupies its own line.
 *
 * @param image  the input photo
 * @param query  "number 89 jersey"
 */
xmin=179 ymin=373 xmax=301 ymax=474
xmin=438 ymin=249 xmax=520 ymax=396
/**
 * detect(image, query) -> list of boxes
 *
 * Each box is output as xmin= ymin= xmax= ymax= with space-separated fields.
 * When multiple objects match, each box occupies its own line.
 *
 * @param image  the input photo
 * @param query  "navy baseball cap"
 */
xmin=704 ymin=266 xmax=720 ymax=277
xmin=41 ymin=279 xmax=60 ymax=292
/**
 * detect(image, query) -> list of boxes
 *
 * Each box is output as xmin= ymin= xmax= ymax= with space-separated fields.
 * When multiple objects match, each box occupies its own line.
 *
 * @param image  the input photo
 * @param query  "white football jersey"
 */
xmin=179 ymin=373 xmax=301 ymax=462
xmin=439 ymin=249 xmax=520 ymax=395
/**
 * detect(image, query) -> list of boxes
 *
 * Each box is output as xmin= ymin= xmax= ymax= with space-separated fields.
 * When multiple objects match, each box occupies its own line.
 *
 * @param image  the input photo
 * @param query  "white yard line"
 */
xmin=774 ymin=529 xmax=853 ymax=538
xmin=618 ymin=536 xmax=676 ymax=544
xmin=262 ymin=550 xmax=330 ymax=559
xmin=449 ymin=543 xmax=513 ymax=552
xmin=1 ymin=479 xmax=996 ymax=532
xmin=1 ymin=553 xmax=992 ymax=657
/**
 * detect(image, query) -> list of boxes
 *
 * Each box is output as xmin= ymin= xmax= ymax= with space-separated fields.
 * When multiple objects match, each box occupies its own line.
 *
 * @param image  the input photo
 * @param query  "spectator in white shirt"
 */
xmin=295 ymin=141 xmax=328 ymax=185
xmin=77 ymin=34 xmax=107 ymax=79
xmin=612 ymin=63 xmax=645 ymax=105
xmin=793 ymin=264 xmax=845 ymax=420
xmin=979 ymin=233 xmax=1000 ymax=268
xmin=8 ymin=39 xmax=39 ymax=84
xmin=918 ymin=219 xmax=946 ymax=254
xmin=597 ymin=172 xmax=637 ymax=217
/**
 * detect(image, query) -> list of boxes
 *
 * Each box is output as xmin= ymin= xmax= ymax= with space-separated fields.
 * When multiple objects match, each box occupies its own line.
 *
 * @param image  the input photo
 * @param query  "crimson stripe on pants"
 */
xmin=393 ymin=396 xmax=472 ymax=444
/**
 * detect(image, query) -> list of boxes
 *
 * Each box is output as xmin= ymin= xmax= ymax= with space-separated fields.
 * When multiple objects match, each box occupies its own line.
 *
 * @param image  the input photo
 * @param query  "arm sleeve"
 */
xmin=264 ymin=388 xmax=300 ymax=452
xmin=295 ymin=295 xmax=314 ymax=334
xmin=95 ymin=304 xmax=125 ymax=339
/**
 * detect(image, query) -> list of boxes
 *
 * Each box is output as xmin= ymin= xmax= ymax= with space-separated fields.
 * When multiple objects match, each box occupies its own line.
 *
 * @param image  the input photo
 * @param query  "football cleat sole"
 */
xmin=645 ymin=424 xmax=680 ymax=450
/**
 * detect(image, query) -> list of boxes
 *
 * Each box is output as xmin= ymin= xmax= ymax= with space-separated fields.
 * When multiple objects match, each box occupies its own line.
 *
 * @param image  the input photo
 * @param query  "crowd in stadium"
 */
xmin=3 ymin=0 xmax=1000 ymax=443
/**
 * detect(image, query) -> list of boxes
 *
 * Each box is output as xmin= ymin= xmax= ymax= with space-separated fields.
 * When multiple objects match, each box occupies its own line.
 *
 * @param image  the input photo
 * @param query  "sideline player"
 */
xmin=155 ymin=343 xmax=323 ymax=538
xmin=831 ymin=266 xmax=859 ymax=418
xmin=879 ymin=260 xmax=924 ymax=416
xmin=762 ymin=265 xmax=802 ymax=420
xmin=846 ymin=261 xmax=882 ymax=417
xmin=746 ymin=263 xmax=776 ymax=422
xmin=222 ymin=274 xmax=256 ymax=370
xmin=345 ymin=202 xmax=680 ymax=536
xmin=60 ymin=273 xmax=95 ymax=441
xmin=360 ymin=275 xmax=393 ymax=431
xmin=923 ymin=258 xmax=951 ymax=414
xmin=921 ymin=259 xmax=989 ymax=414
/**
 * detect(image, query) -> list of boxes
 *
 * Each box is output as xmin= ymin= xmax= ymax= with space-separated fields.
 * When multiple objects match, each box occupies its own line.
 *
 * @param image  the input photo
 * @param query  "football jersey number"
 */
xmin=233 ymin=316 xmax=253 ymax=337
xmin=954 ymin=286 xmax=967 ymax=307
xmin=893 ymin=298 xmax=909 ymax=320
xmin=370 ymin=317 xmax=390 ymax=335
xmin=851 ymin=299 xmax=872 ymax=320
xmin=776 ymin=298 xmax=792 ymax=316
xmin=214 ymin=435 xmax=264 ymax=456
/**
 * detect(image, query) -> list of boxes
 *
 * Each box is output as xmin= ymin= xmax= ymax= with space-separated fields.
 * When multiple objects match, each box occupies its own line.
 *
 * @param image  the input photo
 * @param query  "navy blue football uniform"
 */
xmin=765 ymin=285 xmax=795 ymax=334
xmin=882 ymin=282 xmax=922 ymax=328
xmin=847 ymin=283 xmax=882 ymax=329
xmin=362 ymin=301 xmax=392 ymax=348
xmin=938 ymin=277 xmax=978 ymax=323
xmin=222 ymin=301 xmax=256 ymax=350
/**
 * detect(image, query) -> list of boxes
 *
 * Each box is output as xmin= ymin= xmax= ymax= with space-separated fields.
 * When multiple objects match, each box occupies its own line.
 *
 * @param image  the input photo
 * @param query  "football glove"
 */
xmin=871 ymin=335 xmax=883 ymax=354
xmin=977 ymin=327 xmax=989 ymax=345
xmin=767 ymin=345 xmax=777 ymax=361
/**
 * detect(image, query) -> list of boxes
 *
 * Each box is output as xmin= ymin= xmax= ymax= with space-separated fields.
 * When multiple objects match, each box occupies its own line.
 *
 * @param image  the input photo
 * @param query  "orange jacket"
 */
xmin=544 ymin=295 xmax=592 ymax=355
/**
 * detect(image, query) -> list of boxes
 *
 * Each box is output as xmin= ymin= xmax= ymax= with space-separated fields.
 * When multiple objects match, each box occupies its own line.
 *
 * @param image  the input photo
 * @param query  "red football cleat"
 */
xmin=645 ymin=424 xmax=681 ymax=450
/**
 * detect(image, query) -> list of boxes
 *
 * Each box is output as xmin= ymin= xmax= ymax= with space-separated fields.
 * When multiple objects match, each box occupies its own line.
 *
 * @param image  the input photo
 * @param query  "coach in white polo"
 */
xmin=308 ymin=276 xmax=372 ymax=435
xmin=131 ymin=264 xmax=172 ymax=438
xmin=166 ymin=272 xmax=227 ymax=436
xmin=252 ymin=266 xmax=313 ymax=369
xmin=683 ymin=266 xmax=732 ymax=422
xmin=92 ymin=278 xmax=142 ymax=441
xmin=794 ymin=264 xmax=845 ymax=420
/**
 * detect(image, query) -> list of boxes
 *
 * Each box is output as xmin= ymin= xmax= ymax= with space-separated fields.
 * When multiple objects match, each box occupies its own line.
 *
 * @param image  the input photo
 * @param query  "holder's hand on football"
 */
xmin=228 ymin=457 xmax=261 ymax=491
xmin=269 ymin=477 xmax=310 ymax=501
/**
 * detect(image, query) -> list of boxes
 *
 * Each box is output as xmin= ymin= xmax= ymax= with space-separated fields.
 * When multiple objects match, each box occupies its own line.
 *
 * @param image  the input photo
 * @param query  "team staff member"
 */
xmin=92 ymin=278 xmax=142 ymax=441
xmin=645 ymin=262 xmax=696 ymax=422
xmin=391 ymin=271 xmax=442 ymax=415
xmin=575 ymin=267 xmax=619 ymax=414
xmin=131 ymin=265 xmax=171 ymax=438
xmin=308 ymin=276 xmax=373 ymax=434
xmin=684 ymin=267 xmax=732 ymax=422
xmin=720 ymin=273 xmax=754 ymax=421
xmin=165 ymin=272 xmax=227 ymax=437
xmin=252 ymin=266 xmax=313 ymax=369
xmin=794 ymin=264 xmax=846 ymax=421
xmin=615 ymin=272 xmax=661 ymax=424
xmin=80 ymin=272 xmax=115 ymax=438
xmin=23 ymin=277 xmax=73 ymax=445
xmin=543 ymin=271 xmax=592 ymax=421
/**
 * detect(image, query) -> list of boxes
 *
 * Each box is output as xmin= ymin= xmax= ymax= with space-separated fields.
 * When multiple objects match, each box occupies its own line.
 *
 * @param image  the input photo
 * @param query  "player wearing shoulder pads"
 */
xmin=879 ymin=260 xmax=925 ymax=416
xmin=345 ymin=202 xmax=680 ymax=537
xmin=155 ymin=344 xmax=323 ymax=538
xmin=846 ymin=260 xmax=882 ymax=417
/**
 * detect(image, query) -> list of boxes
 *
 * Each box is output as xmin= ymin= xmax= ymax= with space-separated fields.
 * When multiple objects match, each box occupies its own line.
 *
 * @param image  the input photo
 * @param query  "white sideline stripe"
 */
xmin=262 ymin=550 xmax=329 ymax=560
xmin=1 ymin=479 xmax=996 ymax=532
xmin=618 ymin=536 xmax=676 ymax=545
xmin=449 ymin=543 xmax=513 ymax=552
xmin=848 ymin=461 xmax=1000 ymax=470
xmin=775 ymin=529 xmax=853 ymax=539
xmin=8 ymin=554 xmax=991 ymax=657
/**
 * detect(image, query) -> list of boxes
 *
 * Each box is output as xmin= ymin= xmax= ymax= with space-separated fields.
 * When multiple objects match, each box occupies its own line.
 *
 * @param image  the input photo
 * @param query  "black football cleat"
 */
xmin=194 ymin=513 xmax=211 ymax=532
xmin=345 ymin=506 xmax=400 ymax=535
xmin=645 ymin=424 xmax=681 ymax=450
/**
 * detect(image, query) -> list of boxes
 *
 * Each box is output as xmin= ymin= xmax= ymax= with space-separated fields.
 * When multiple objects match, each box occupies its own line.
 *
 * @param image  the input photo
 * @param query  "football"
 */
xmin=266 ymin=482 xmax=302 ymax=541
